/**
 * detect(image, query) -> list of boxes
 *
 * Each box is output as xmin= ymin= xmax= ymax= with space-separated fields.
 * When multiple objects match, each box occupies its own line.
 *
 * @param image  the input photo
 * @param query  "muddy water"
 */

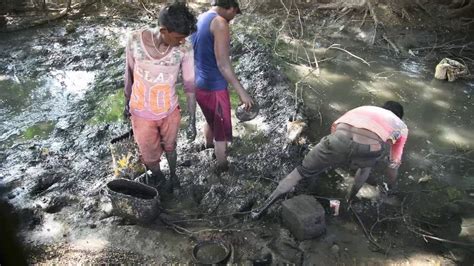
xmin=0 ymin=10 xmax=473 ymax=264
xmin=0 ymin=71 xmax=95 ymax=149
xmin=292 ymin=53 xmax=474 ymax=189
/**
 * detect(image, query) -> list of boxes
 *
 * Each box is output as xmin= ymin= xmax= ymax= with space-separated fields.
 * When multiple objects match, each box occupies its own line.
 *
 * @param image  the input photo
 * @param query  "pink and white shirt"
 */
xmin=332 ymin=106 xmax=408 ymax=167
xmin=124 ymin=29 xmax=195 ymax=120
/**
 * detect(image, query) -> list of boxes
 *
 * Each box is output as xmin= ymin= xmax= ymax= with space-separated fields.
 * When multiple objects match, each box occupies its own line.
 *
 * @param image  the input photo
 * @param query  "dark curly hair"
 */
xmin=382 ymin=101 xmax=404 ymax=119
xmin=211 ymin=0 xmax=241 ymax=12
xmin=158 ymin=3 xmax=197 ymax=36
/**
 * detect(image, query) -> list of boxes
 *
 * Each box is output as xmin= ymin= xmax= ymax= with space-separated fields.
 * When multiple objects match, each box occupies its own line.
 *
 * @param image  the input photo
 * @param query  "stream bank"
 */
xmin=0 ymin=2 xmax=473 ymax=264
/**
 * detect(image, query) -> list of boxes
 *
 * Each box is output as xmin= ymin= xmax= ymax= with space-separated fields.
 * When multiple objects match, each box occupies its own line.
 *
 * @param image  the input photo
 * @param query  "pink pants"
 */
xmin=131 ymin=108 xmax=181 ymax=166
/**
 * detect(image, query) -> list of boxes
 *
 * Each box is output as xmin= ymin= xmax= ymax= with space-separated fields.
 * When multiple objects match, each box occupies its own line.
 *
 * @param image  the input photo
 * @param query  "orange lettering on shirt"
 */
xmin=130 ymin=79 xmax=146 ymax=111
xmin=149 ymin=84 xmax=171 ymax=114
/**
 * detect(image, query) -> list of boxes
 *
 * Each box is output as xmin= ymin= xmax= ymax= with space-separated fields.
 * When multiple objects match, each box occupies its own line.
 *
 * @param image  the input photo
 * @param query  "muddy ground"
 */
xmin=1 ymin=1 xmax=473 ymax=265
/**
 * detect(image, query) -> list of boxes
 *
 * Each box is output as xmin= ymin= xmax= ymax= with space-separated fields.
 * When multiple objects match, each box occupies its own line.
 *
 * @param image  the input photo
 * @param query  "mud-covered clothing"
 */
xmin=131 ymin=108 xmax=181 ymax=165
xmin=191 ymin=10 xmax=228 ymax=91
xmin=331 ymin=106 xmax=408 ymax=167
xmin=124 ymin=29 xmax=195 ymax=121
xmin=196 ymin=88 xmax=232 ymax=141
xmin=297 ymin=130 xmax=386 ymax=179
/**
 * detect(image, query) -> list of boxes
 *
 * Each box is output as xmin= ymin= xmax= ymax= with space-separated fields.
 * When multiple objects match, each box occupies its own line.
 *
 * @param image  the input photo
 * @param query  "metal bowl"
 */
xmin=236 ymin=102 xmax=259 ymax=122
xmin=192 ymin=240 xmax=230 ymax=264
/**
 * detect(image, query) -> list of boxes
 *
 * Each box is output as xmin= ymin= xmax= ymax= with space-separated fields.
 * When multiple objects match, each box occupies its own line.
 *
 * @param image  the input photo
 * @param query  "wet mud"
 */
xmin=0 ymin=3 xmax=473 ymax=265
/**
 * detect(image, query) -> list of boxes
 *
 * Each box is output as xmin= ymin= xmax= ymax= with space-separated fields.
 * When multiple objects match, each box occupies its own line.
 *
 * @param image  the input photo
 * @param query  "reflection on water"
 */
xmin=22 ymin=120 xmax=56 ymax=140
xmin=297 ymin=53 xmax=474 ymax=187
xmin=0 ymin=71 xmax=95 ymax=149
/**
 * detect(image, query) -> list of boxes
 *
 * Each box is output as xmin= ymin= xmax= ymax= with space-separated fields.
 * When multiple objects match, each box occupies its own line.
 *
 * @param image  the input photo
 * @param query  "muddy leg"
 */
xmin=204 ymin=123 xmax=214 ymax=148
xmin=165 ymin=150 xmax=179 ymax=189
xmin=347 ymin=167 xmax=372 ymax=203
xmin=214 ymin=141 xmax=229 ymax=171
xmin=251 ymin=169 xmax=303 ymax=219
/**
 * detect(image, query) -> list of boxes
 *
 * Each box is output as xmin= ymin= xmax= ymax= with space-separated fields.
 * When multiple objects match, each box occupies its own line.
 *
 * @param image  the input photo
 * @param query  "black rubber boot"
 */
xmin=142 ymin=166 xmax=165 ymax=188
xmin=165 ymin=151 xmax=179 ymax=191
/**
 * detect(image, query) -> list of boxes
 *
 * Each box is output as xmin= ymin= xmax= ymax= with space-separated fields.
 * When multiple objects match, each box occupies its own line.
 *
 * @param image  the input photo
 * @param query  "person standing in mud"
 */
xmin=123 ymin=3 xmax=197 ymax=189
xmin=191 ymin=0 xmax=254 ymax=172
xmin=251 ymin=101 xmax=408 ymax=219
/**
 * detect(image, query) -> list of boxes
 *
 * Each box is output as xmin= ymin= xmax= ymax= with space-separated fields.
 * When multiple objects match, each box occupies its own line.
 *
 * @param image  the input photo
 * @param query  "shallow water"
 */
xmin=0 ymin=70 xmax=95 ymax=149
xmin=293 ymin=51 xmax=474 ymax=188
xmin=0 ymin=14 xmax=472 ymax=264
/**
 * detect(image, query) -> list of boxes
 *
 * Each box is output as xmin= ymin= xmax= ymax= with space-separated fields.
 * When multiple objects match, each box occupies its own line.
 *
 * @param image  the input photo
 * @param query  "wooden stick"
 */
xmin=360 ymin=7 xmax=368 ymax=28
xmin=382 ymin=33 xmax=400 ymax=54
xmin=349 ymin=204 xmax=387 ymax=253
xmin=327 ymin=44 xmax=371 ymax=66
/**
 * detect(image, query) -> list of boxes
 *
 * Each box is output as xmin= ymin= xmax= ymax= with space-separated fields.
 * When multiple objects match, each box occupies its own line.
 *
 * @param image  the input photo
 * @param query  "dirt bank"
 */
xmin=0 ymin=1 xmax=473 ymax=264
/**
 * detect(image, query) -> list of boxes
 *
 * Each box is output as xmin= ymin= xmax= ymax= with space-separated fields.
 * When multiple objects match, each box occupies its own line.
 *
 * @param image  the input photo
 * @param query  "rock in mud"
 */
xmin=30 ymin=174 xmax=60 ymax=195
xmin=65 ymin=22 xmax=77 ymax=34
xmin=44 ymin=196 xmax=70 ymax=213
xmin=281 ymin=195 xmax=326 ymax=241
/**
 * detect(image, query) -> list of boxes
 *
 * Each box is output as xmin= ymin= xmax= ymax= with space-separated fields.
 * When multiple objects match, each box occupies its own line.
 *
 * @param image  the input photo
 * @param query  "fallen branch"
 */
xmin=294 ymin=67 xmax=319 ymax=119
xmin=273 ymin=0 xmax=292 ymax=54
xmin=316 ymin=3 xmax=365 ymax=10
xmin=408 ymin=228 xmax=474 ymax=247
xmin=327 ymin=44 xmax=371 ymax=66
xmin=366 ymin=0 xmax=380 ymax=45
xmin=382 ymin=33 xmax=400 ymax=54
xmin=294 ymin=0 xmax=304 ymax=38
xmin=139 ymin=0 xmax=155 ymax=16
xmin=349 ymin=204 xmax=388 ymax=253
xmin=360 ymin=7 xmax=368 ymax=28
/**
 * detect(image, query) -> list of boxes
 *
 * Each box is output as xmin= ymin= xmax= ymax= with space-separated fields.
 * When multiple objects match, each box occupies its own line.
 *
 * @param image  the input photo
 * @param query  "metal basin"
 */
xmin=192 ymin=240 xmax=230 ymax=265
xmin=236 ymin=102 xmax=259 ymax=122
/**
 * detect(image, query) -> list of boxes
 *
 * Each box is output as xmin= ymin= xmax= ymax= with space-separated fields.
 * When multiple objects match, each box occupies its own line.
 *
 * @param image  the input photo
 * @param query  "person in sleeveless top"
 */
xmin=123 ymin=4 xmax=197 ymax=190
xmin=192 ymin=0 xmax=254 ymax=172
xmin=251 ymin=101 xmax=408 ymax=219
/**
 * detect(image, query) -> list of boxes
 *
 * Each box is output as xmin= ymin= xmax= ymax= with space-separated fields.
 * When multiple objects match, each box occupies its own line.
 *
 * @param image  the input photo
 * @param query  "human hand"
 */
xmin=239 ymin=91 xmax=254 ymax=111
xmin=381 ymin=182 xmax=398 ymax=196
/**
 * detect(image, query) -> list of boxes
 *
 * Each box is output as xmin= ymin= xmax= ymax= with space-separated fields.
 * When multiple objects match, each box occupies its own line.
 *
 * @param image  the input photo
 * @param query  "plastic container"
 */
xmin=106 ymin=179 xmax=160 ymax=223
xmin=330 ymin=199 xmax=340 ymax=216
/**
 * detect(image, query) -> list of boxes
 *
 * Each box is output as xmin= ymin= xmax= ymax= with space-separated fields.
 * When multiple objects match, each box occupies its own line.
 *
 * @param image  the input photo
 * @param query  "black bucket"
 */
xmin=106 ymin=179 xmax=160 ymax=223
xmin=192 ymin=240 xmax=231 ymax=265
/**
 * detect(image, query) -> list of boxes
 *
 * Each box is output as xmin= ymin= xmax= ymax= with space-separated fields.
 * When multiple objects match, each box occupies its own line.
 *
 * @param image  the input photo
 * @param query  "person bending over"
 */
xmin=251 ymin=101 xmax=408 ymax=219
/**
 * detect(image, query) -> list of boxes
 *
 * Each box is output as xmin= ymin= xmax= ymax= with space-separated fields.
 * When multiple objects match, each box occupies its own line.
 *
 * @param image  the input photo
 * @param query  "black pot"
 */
xmin=106 ymin=179 xmax=160 ymax=224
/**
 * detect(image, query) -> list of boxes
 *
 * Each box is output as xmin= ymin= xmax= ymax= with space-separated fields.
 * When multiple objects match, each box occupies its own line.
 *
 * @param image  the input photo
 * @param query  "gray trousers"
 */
xmin=297 ymin=130 xmax=386 ymax=179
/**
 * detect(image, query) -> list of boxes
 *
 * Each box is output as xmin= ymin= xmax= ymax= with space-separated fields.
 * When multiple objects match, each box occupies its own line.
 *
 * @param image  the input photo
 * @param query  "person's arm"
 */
xmin=181 ymin=44 xmax=196 ymax=141
xmin=124 ymin=34 xmax=135 ymax=119
xmin=386 ymin=133 xmax=407 ymax=187
xmin=348 ymin=167 xmax=372 ymax=202
xmin=211 ymin=16 xmax=253 ymax=109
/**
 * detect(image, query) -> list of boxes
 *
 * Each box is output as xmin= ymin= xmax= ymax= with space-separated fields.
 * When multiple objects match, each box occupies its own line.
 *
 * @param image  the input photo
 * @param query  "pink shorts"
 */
xmin=131 ymin=107 xmax=181 ymax=166
xmin=196 ymin=88 xmax=232 ymax=142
